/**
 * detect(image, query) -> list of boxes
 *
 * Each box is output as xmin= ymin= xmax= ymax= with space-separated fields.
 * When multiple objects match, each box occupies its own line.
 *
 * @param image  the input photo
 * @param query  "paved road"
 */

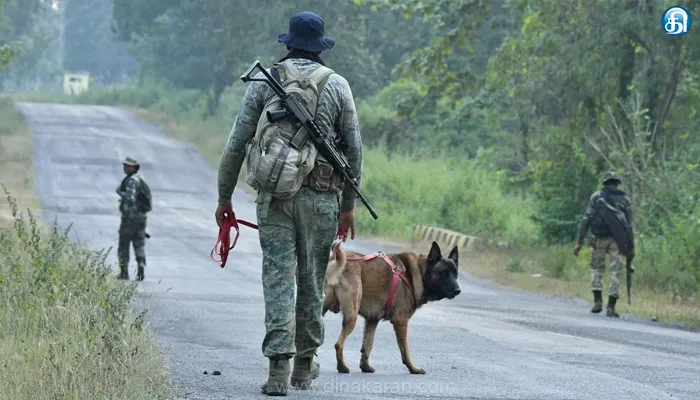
xmin=17 ymin=102 xmax=700 ymax=400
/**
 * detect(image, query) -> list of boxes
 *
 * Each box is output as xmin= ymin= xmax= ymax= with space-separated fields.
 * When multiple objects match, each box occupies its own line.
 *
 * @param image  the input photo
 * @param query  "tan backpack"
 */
xmin=244 ymin=60 xmax=334 ymax=199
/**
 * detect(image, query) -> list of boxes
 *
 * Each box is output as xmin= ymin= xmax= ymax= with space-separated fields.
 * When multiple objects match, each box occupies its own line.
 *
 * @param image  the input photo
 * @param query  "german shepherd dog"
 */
xmin=322 ymin=240 xmax=461 ymax=374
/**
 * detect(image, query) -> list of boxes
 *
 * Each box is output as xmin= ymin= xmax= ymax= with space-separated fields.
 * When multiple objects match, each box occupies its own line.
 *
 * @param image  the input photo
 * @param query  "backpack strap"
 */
xmin=278 ymin=61 xmax=300 ymax=85
xmin=287 ymin=65 xmax=334 ymax=150
xmin=306 ymin=65 xmax=334 ymax=106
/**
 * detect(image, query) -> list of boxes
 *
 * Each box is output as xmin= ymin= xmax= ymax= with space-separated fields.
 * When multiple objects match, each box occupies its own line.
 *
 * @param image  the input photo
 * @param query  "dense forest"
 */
xmin=2 ymin=0 xmax=700 ymax=301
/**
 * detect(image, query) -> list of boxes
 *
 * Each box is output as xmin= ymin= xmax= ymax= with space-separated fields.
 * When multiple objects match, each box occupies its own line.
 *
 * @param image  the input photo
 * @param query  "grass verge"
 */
xmin=373 ymin=233 xmax=700 ymax=329
xmin=462 ymin=245 xmax=700 ymax=329
xmin=0 ymin=194 xmax=175 ymax=399
xmin=0 ymin=97 xmax=39 ymax=218
xmin=0 ymin=96 xmax=176 ymax=398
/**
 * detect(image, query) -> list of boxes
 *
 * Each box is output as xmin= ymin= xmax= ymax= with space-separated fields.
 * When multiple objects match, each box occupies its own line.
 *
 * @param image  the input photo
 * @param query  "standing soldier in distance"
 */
xmin=574 ymin=171 xmax=634 ymax=318
xmin=116 ymin=156 xmax=150 ymax=281
xmin=214 ymin=11 xmax=362 ymax=396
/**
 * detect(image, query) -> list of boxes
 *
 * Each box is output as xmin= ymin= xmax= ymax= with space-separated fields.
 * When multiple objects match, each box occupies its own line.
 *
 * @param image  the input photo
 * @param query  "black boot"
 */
xmin=136 ymin=257 xmax=145 ymax=281
xmin=591 ymin=290 xmax=603 ymax=313
xmin=118 ymin=260 xmax=129 ymax=280
xmin=606 ymin=295 xmax=619 ymax=318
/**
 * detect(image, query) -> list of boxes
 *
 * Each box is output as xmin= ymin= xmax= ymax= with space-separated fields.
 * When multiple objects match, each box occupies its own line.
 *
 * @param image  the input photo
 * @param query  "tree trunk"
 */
xmin=519 ymin=108 xmax=529 ymax=165
xmin=618 ymin=0 xmax=637 ymax=103
xmin=652 ymin=43 xmax=685 ymax=152
xmin=618 ymin=36 xmax=635 ymax=102
xmin=208 ymin=81 xmax=224 ymax=117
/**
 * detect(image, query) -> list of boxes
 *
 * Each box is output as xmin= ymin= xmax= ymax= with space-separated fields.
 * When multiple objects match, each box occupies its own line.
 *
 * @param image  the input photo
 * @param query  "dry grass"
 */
xmin=0 ymin=97 xmax=176 ymax=399
xmin=0 ymin=97 xmax=40 ymax=221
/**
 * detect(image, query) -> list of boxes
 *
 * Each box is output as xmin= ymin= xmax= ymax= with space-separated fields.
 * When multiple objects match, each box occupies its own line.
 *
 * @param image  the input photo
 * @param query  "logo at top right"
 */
xmin=662 ymin=6 xmax=692 ymax=36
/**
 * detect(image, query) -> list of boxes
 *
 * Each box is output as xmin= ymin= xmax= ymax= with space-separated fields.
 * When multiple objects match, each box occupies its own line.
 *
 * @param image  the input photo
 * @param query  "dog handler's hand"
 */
xmin=573 ymin=242 xmax=582 ymax=256
xmin=338 ymin=209 xmax=356 ymax=242
xmin=215 ymin=201 xmax=233 ymax=228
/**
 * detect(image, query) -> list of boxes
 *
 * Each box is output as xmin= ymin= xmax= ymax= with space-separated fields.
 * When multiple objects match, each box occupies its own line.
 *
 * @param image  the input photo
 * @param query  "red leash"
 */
xmin=210 ymin=212 xmax=258 ymax=268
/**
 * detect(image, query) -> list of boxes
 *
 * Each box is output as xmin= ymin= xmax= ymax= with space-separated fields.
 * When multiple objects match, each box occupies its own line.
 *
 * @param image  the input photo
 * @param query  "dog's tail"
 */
xmin=323 ymin=240 xmax=347 ymax=315
xmin=325 ymin=239 xmax=347 ymax=287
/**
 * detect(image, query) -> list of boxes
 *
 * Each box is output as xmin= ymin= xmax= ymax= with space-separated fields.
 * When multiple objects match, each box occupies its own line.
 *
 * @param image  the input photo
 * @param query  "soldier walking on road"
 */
xmin=116 ymin=156 xmax=152 ymax=281
xmin=215 ymin=11 xmax=363 ymax=396
xmin=574 ymin=172 xmax=635 ymax=318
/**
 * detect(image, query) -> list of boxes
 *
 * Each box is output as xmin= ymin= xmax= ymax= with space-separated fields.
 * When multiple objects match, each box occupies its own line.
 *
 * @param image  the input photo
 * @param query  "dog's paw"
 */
xmin=337 ymin=363 xmax=350 ymax=373
xmin=409 ymin=366 xmax=426 ymax=374
xmin=359 ymin=363 xmax=375 ymax=373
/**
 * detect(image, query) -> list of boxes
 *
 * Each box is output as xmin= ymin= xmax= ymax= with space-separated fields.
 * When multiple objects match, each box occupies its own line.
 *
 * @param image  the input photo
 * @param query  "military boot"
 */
xmin=118 ymin=261 xmax=129 ymax=280
xmin=606 ymin=295 xmax=620 ymax=318
xmin=261 ymin=356 xmax=290 ymax=396
xmin=591 ymin=290 xmax=603 ymax=313
xmin=136 ymin=257 xmax=146 ymax=281
xmin=290 ymin=355 xmax=320 ymax=390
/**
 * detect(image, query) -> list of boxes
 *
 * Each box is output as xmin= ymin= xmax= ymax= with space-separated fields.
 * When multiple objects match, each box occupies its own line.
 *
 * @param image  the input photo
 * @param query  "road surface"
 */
xmin=17 ymin=102 xmax=700 ymax=400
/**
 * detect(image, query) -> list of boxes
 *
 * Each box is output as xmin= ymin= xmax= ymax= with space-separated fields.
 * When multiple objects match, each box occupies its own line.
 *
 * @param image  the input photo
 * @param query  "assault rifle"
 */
xmin=626 ymin=258 xmax=634 ymax=305
xmin=240 ymin=60 xmax=378 ymax=220
xmin=596 ymin=195 xmax=635 ymax=305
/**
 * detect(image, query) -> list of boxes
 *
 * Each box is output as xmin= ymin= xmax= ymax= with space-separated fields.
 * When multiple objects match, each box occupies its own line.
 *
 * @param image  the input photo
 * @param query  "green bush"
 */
xmin=634 ymin=207 xmax=700 ymax=298
xmin=528 ymin=125 xmax=600 ymax=245
xmin=0 ymin=190 xmax=174 ymax=399
xmin=355 ymin=146 xmax=541 ymax=246
xmin=538 ymin=244 xmax=589 ymax=281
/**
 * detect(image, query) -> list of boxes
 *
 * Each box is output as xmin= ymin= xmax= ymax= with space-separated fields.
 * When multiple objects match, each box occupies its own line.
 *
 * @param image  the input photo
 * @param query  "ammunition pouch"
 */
xmin=304 ymin=157 xmax=344 ymax=193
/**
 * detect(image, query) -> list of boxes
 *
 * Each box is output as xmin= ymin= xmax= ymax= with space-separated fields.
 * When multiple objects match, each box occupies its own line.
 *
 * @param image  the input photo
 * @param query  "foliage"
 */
xmin=528 ymin=125 xmax=599 ymax=244
xmin=63 ymin=0 xmax=139 ymax=85
xmin=0 ymin=0 xmax=49 ymax=85
xmin=354 ymin=146 xmax=541 ymax=247
xmin=0 ymin=190 xmax=175 ymax=399
xmin=110 ymin=0 xmax=420 ymax=114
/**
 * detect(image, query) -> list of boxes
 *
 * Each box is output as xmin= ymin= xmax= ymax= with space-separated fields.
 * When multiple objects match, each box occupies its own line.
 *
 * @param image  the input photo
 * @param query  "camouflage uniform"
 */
xmin=217 ymin=53 xmax=362 ymax=391
xmin=577 ymin=172 xmax=633 ymax=317
xmin=117 ymin=157 xmax=148 ymax=281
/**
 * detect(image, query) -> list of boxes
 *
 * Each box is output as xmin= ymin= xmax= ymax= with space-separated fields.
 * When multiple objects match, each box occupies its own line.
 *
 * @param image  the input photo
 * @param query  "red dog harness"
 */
xmin=333 ymin=243 xmax=413 ymax=315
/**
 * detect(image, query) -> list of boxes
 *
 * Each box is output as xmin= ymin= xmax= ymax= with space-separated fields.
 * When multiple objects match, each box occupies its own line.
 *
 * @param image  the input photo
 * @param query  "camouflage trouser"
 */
xmin=257 ymin=186 xmax=339 ymax=359
xmin=590 ymin=235 xmax=625 ymax=297
xmin=118 ymin=216 xmax=147 ymax=269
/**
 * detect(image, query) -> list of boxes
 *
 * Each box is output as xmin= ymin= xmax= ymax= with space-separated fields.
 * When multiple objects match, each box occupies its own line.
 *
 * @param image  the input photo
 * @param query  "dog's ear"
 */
xmin=428 ymin=241 xmax=441 ymax=264
xmin=448 ymin=246 xmax=458 ymax=266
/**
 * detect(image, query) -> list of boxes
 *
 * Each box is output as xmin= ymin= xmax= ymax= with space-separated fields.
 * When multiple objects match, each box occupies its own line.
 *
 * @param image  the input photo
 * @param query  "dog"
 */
xmin=322 ymin=240 xmax=461 ymax=374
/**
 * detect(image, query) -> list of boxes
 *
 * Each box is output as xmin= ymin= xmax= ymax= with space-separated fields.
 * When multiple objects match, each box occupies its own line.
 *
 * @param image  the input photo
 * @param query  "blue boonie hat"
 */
xmin=278 ymin=11 xmax=335 ymax=52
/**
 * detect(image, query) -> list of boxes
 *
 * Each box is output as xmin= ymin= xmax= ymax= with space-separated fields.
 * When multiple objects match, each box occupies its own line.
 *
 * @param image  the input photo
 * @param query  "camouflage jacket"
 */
xmin=217 ymin=57 xmax=363 ymax=211
xmin=118 ymin=173 xmax=147 ymax=220
xmin=577 ymin=187 xmax=633 ymax=243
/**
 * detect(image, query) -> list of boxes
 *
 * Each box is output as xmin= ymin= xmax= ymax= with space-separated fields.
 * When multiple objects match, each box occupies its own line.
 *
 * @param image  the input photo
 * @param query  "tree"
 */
xmin=0 ymin=0 xmax=53 ymax=88
xmin=111 ymin=0 xmax=403 ymax=114
xmin=63 ymin=0 xmax=139 ymax=86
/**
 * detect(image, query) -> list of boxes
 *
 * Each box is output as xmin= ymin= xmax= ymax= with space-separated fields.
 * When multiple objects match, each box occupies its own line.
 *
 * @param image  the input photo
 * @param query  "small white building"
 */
xmin=63 ymin=73 xmax=90 ymax=96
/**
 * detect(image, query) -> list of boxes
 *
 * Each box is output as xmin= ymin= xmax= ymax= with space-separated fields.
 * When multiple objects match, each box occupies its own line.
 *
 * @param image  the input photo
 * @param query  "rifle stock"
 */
xmin=240 ymin=60 xmax=379 ymax=220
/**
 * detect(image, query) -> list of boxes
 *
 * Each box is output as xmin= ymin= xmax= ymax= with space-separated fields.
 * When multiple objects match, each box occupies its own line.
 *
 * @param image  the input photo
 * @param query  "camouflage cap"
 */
xmin=602 ymin=171 xmax=621 ymax=184
xmin=122 ymin=156 xmax=139 ymax=166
